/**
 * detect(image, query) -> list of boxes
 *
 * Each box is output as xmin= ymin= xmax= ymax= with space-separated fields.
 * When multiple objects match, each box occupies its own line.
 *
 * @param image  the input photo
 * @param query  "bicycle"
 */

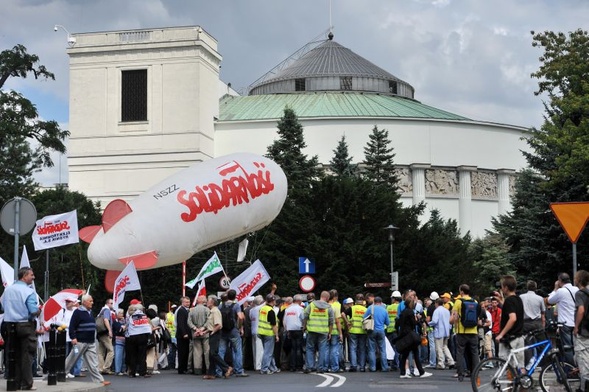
xmin=471 ymin=329 xmax=579 ymax=392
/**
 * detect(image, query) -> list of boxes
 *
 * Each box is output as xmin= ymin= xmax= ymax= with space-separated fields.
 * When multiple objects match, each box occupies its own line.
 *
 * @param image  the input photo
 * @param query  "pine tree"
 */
xmin=363 ymin=125 xmax=398 ymax=189
xmin=493 ymin=30 xmax=589 ymax=284
xmin=257 ymin=108 xmax=323 ymax=293
xmin=329 ymin=135 xmax=356 ymax=177
xmin=266 ymin=107 xmax=322 ymax=197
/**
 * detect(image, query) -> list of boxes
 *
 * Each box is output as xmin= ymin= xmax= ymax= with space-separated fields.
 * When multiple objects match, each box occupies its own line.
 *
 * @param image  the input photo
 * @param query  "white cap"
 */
xmin=430 ymin=291 xmax=440 ymax=301
xmin=343 ymin=298 xmax=353 ymax=304
xmin=391 ymin=290 xmax=402 ymax=298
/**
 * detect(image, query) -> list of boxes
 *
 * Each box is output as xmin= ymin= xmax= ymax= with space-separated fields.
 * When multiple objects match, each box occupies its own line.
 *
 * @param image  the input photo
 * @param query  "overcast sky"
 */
xmin=2 ymin=0 xmax=587 ymax=185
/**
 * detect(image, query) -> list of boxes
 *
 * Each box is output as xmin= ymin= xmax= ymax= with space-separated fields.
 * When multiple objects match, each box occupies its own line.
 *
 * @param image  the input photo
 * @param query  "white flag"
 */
xmin=0 ymin=257 xmax=14 ymax=287
xmin=32 ymin=210 xmax=79 ymax=251
xmin=113 ymin=261 xmax=141 ymax=308
xmin=186 ymin=252 xmax=223 ymax=288
xmin=20 ymin=246 xmax=37 ymax=292
xmin=229 ymin=259 xmax=270 ymax=305
xmin=237 ymin=239 xmax=249 ymax=262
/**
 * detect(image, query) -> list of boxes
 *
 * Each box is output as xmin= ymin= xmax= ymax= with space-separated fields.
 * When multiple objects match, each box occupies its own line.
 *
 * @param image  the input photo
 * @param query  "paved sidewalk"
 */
xmin=0 ymin=377 xmax=106 ymax=392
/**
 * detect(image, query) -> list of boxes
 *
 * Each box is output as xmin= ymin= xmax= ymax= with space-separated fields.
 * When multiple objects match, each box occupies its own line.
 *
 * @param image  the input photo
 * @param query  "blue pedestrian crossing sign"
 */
xmin=298 ymin=257 xmax=315 ymax=274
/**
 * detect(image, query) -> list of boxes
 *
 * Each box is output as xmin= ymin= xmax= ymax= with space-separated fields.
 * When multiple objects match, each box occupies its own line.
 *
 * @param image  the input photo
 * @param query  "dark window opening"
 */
xmin=389 ymin=81 xmax=398 ymax=95
xmin=295 ymin=78 xmax=306 ymax=91
xmin=121 ymin=69 xmax=147 ymax=122
xmin=340 ymin=76 xmax=352 ymax=90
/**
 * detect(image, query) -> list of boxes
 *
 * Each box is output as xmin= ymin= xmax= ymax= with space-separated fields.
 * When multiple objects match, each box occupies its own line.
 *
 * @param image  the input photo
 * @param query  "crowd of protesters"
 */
xmin=4 ymin=268 xmax=589 ymax=389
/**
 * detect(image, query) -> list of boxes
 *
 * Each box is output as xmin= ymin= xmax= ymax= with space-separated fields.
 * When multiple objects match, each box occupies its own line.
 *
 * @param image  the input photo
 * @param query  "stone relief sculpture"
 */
xmin=509 ymin=175 xmax=516 ymax=196
xmin=424 ymin=169 xmax=458 ymax=195
xmin=396 ymin=168 xmax=412 ymax=193
xmin=471 ymin=171 xmax=498 ymax=198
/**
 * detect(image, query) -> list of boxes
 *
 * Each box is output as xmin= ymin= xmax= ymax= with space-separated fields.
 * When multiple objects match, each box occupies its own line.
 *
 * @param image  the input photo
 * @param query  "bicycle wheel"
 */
xmin=539 ymin=360 xmax=576 ymax=392
xmin=472 ymin=357 xmax=519 ymax=392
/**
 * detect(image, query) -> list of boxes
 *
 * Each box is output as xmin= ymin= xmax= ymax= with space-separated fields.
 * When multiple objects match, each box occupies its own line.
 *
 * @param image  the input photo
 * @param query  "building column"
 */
xmin=410 ymin=164 xmax=430 ymax=205
xmin=458 ymin=166 xmax=477 ymax=236
xmin=497 ymin=169 xmax=515 ymax=216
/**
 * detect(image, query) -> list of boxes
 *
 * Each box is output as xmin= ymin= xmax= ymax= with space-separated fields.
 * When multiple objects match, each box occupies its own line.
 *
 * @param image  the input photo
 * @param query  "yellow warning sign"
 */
xmin=550 ymin=202 xmax=589 ymax=243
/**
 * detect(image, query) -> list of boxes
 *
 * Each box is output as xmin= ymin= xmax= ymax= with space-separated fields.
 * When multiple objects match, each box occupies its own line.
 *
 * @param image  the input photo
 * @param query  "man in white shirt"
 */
xmin=63 ymin=298 xmax=83 ymax=377
xmin=547 ymin=272 xmax=578 ymax=364
xmin=283 ymin=295 xmax=304 ymax=372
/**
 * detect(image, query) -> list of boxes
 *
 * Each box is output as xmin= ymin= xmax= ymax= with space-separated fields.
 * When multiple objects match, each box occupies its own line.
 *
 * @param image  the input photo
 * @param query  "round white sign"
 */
xmin=299 ymin=275 xmax=316 ymax=292
xmin=219 ymin=276 xmax=231 ymax=289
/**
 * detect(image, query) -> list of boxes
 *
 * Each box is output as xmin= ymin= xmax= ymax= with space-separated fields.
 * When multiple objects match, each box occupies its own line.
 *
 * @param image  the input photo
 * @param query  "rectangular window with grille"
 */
xmin=295 ymin=78 xmax=306 ymax=91
xmin=340 ymin=76 xmax=352 ymax=90
xmin=121 ymin=69 xmax=147 ymax=122
xmin=389 ymin=81 xmax=398 ymax=95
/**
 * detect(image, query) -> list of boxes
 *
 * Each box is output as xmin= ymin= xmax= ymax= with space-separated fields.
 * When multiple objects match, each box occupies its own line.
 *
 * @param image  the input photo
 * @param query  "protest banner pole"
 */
xmin=182 ymin=261 xmax=186 ymax=297
xmin=44 ymin=250 xmax=50 ymax=301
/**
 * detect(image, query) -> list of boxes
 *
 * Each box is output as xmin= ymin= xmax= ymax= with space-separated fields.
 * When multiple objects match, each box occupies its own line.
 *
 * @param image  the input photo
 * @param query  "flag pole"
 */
xmin=182 ymin=261 xmax=186 ymax=297
xmin=44 ymin=249 xmax=50 ymax=301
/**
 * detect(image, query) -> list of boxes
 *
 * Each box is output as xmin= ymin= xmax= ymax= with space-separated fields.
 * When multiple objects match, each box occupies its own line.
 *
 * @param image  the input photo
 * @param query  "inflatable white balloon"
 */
xmin=80 ymin=153 xmax=288 ymax=272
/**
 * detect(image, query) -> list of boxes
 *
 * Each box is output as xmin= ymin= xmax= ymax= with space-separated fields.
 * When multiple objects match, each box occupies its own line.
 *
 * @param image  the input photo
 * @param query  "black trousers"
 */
xmin=9 ymin=322 xmax=36 ymax=390
xmin=287 ymin=330 xmax=304 ymax=371
xmin=176 ymin=336 xmax=190 ymax=374
xmin=208 ymin=332 xmax=230 ymax=376
xmin=399 ymin=344 xmax=424 ymax=376
xmin=126 ymin=333 xmax=148 ymax=376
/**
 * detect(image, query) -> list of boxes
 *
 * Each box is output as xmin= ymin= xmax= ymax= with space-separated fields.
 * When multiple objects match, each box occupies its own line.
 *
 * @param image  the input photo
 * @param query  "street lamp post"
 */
xmin=385 ymin=224 xmax=399 ymax=291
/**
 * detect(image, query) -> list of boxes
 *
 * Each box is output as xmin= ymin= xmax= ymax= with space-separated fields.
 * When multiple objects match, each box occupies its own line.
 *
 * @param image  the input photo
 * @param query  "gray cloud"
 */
xmin=3 ymin=0 xmax=587 ymax=184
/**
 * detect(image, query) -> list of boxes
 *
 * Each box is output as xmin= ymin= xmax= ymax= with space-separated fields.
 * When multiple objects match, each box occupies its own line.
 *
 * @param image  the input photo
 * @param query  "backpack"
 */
xmin=220 ymin=304 xmax=236 ymax=332
xmin=95 ymin=309 xmax=108 ymax=334
xmin=579 ymin=289 xmax=589 ymax=332
xmin=459 ymin=298 xmax=479 ymax=328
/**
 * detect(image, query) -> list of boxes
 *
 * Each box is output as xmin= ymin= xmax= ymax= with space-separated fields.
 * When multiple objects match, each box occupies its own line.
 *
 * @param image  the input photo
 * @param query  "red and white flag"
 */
xmin=43 ymin=288 xmax=84 ymax=322
xmin=113 ymin=261 xmax=141 ymax=308
xmin=192 ymin=280 xmax=206 ymax=306
xmin=32 ymin=210 xmax=79 ymax=251
xmin=229 ymin=259 xmax=270 ymax=305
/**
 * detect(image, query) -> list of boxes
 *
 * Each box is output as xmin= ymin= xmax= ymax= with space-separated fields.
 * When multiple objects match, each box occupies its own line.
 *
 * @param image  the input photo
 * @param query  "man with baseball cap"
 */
xmin=425 ymin=292 xmax=440 ymax=368
xmin=386 ymin=291 xmax=402 ymax=370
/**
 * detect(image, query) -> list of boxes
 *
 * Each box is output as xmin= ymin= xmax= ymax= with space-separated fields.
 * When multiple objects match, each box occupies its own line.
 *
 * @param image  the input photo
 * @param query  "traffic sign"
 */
xmin=298 ymin=257 xmax=315 ymax=274
xmin=364 ymin=282 xmax=391 ymax=288
xmin=219 ymin=276 xmax=231 ymax=289
xmin=299 ymin=275 xmax=316 ymax=292
xmin=0 ymin=197 xmax=37 ymax=236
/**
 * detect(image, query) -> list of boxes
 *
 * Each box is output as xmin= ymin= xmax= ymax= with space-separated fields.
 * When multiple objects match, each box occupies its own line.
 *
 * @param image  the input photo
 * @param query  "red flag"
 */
xmin=192 ymin=280 xmax=206 ymax=306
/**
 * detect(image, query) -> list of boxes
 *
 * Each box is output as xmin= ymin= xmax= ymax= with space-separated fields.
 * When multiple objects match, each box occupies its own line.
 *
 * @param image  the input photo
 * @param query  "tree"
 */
xmin=266 ymin=107 xmax=322 ymax=197
xmin=0 ymin=44 xmax=70 ymax=203
xmin=492 ymin=170 xmax=570 ymax=289
xmin=469 ymin=233 xmax=514 ymax=293
xmin=363 ymin=125 xmax=398 ymax=188
xmin=330 ymin=135 xmax=356 ymax=177
xmin=257 ymin=108 xmax=323 ymax=293
xmin=526 ymin=29 xmax=589 ymax=198
xmin=401 ymin=209 xmax=474 ymax=295
xmin=304 ymin=175 xmax=419 ymax=296
xmin=493 ymin=30 xmax=589 ymax=286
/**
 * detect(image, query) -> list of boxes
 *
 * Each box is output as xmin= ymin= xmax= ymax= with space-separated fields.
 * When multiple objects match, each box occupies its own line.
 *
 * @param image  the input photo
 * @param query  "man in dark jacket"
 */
xmin=65 ymin=295 xmax=110 ymax=386
xmin=175 ymin=296 xmax=191 ymax=374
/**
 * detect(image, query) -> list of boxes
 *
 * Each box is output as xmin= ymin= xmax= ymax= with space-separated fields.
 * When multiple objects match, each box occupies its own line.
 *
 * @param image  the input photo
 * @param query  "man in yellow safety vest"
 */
xmin=303 ymin=291 xmax=334 ymax=373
